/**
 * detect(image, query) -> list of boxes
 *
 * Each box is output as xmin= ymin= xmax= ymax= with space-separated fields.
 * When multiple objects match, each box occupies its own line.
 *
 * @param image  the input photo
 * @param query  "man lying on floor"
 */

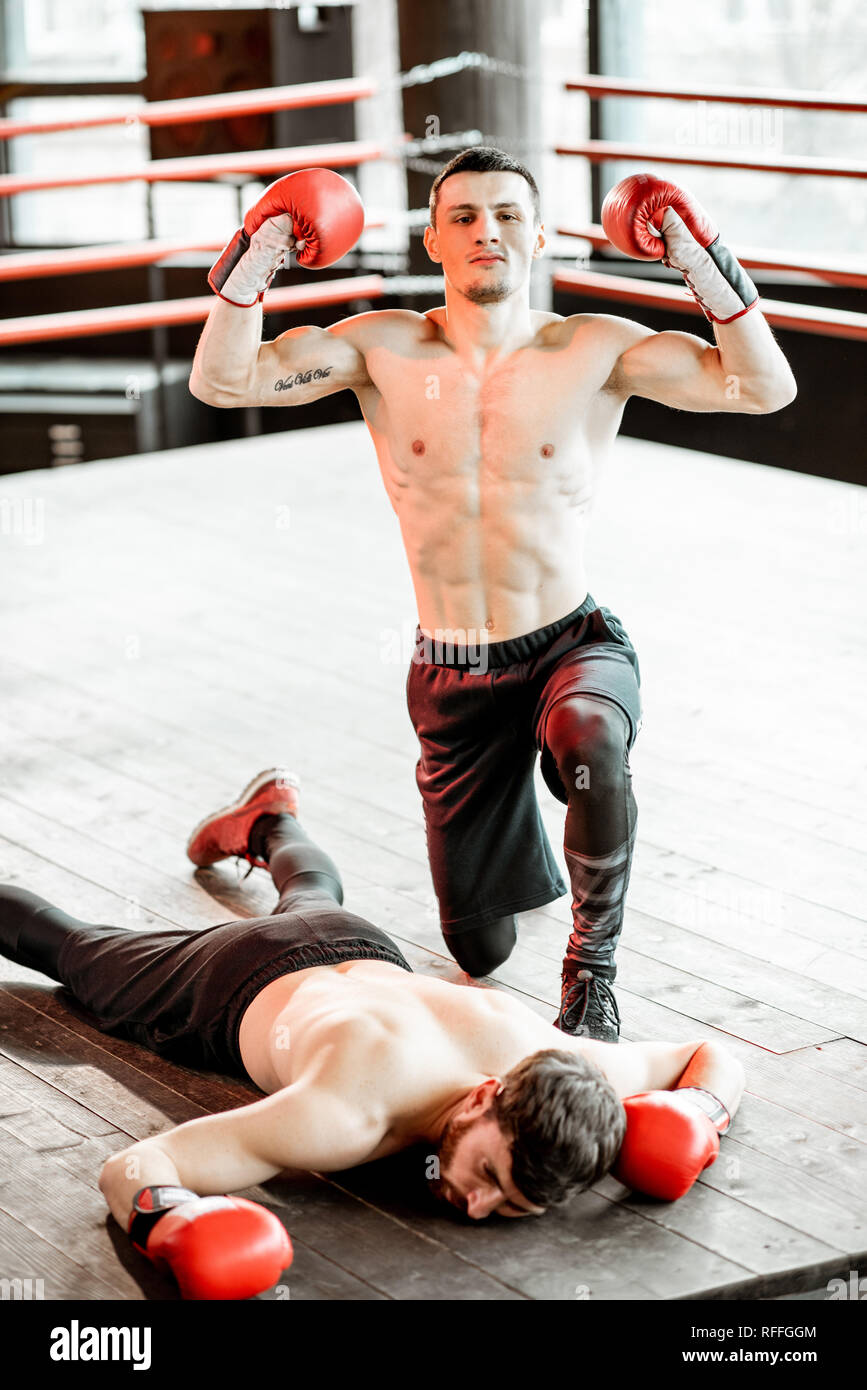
xmin=0 ymin=771 xmax=745 ymax=1300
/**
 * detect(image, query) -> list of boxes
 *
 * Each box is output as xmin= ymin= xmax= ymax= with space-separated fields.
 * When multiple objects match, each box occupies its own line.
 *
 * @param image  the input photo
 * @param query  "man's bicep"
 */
xmin=612 ymin=327 xmax=739 ymax=412
xmin=253 ymin=320 xmax=370 ymax=407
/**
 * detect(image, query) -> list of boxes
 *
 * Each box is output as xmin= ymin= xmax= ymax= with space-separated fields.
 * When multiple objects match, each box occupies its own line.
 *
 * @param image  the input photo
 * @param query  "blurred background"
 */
xmin=0 ymin=0 xmax=864 ymax=480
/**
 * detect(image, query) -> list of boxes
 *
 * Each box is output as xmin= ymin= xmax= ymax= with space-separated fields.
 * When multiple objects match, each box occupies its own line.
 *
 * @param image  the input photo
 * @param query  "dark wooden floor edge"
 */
xmin=674 ymin=1251 xmax=867 ymax=1302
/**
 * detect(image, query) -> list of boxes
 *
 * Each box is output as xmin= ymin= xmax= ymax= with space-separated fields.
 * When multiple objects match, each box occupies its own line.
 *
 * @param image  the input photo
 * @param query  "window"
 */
xmin=595 ymin=0 xmax=867 ymax=255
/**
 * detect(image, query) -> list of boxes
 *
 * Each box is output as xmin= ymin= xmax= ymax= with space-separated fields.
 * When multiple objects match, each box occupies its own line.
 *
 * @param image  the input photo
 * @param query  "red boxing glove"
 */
xmin=612 ymin=1087 xmax=731 ymax=1202
xmin=129 ymin=1186 xmax=293 ymax=1300
xmin=601 ymin=172 xmax=758 ymax=324
xmin=209 ymin=167 xmax=365 ymax=306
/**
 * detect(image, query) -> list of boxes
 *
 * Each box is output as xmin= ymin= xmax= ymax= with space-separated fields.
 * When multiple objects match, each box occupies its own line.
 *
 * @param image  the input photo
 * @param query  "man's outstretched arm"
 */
xmin=584 ymin=1036 xmax=746 ymax=1123
xmin=99 ymin=1079 xmax=386 ymax=1226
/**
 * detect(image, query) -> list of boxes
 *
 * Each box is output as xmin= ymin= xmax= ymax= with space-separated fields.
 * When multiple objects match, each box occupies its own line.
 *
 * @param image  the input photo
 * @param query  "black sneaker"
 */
xmin=556 ymin=967 xmax=621 ymax=1042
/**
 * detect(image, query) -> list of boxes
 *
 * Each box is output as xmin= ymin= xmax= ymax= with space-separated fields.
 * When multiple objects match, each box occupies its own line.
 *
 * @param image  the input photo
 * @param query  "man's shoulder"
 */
xmin=536 ymin=311 xmax=658 ymax=398
xmin=538 ymin=310 xmax=653 ymax=351
xmin=335 ymin=305 xmax=441 ymax=351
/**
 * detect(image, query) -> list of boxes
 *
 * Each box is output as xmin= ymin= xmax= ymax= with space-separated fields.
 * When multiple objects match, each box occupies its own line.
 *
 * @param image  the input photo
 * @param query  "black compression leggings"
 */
xmin=0 ymin=812 xmax=344 ymax=981
xmin=252 ymin=812 xmax=344 ymax=911
xmin=0 ymin=885 xmax=92 ymax=980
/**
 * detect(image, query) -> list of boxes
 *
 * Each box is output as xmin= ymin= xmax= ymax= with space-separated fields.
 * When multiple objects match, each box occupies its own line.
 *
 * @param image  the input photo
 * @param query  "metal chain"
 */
xmin=387 ymin=50 xmax=538 ymax=90
xmin=392 ymin=127 xmax=549 ymax=171
xmin=399 ymin=128 xmax=483 ymax=156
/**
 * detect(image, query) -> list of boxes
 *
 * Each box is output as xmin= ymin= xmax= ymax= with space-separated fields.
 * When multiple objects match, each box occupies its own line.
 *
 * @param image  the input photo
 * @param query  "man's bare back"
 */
xmin=239 ymin=954 xmax=640 ymax=1112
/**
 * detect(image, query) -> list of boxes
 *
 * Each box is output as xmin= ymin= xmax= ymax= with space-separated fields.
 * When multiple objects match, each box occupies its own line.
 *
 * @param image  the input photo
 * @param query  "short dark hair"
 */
xmin=429 ymin=146 xmax=541 ymax=227
xmin=492 ymin=1049 xmax=625 ymax=1208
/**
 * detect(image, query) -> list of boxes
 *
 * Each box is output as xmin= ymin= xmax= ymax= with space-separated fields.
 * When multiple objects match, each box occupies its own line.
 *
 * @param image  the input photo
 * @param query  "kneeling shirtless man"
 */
xmin=190 ymin=146 xmax=796 ymax=1043
xmin=0 ymin=772 xmax=745 ymax=1298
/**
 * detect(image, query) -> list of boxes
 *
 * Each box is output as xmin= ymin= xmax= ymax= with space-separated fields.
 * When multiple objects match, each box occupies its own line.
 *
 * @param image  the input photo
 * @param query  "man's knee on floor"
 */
xmin=545 ymin=698 xmax=630 ymax=797
xmin=444 ymin=914 xmax=517 ymax=977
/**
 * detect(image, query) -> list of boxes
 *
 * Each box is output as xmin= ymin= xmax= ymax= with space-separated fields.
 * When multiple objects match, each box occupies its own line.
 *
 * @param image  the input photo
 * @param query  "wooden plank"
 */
xmin=0 ymin=1097 xmax=389 ymax=1301
xmin=319 ymin=809 xmax=867 ymax=1040
xmin=3 ymin=779 xmax=851 ymax=1063
xmin=0 ymin=1208 xmax=135 ymax=1301
xmin=329 ymin=1159 xmax=754 ymax=1300
xmin=335 ymin=876 xmax=867 ymax=1180
xmin=2 ymin=447 xmax=864 ymax=782
xmin=0 ymin=1126 xmax=164 ymax=1299
xmin=325 ymin=858 xmax=846 ymax=1052
xmin=2 ymin=978 xmax=258 ymax=1112
xmin=629 ymin=781 xmax=866 ymax=920
xmin=0 ymin=1008 xmax=526 ymax=1301
xmin=636 ymin=745 xmax=867 ymax=852
xmin=0 ymin=932 xmax=538 ymax=1301
xmin=605 ymin=840 xmax=867 ymax=973
xmin=5 ymin=772 xmax=861 ymax=1150
xmin=263 ymin=1169 xmax=529 ymax=1301
xmin=332 ymin=1138 xmax=862 ymax=1299
xmin=2 ymin=580 xmax=863 ymax=828
xmin=528 ymin=903 xmax=867 ymax=1039
xmin=0 ymin=1055 xmax=122 ymax=1140
xmin=347 ymin=879 xmax=867 ymax=1189
xmin=0 ymin=989 xmax=216 ymax=1138
xmin=785 ymin=1038 xmax=867 ymax=1092
xmin=691 ymin=1136 xmax=867 ymax=1256
xmin=5 ymin=430 xmax=861 ymax=783
xmin=6 ymin=431 xmax=861 ymax=673
xmin=2 ymin=707 xmax=864 ymax=1027
xmin=3 ymin=800 xmax=861 ymax=1156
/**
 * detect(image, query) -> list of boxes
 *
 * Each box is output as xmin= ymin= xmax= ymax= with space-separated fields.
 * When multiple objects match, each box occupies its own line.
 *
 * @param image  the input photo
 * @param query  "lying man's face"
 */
xmin=431 ymin=1109 xmax=546 ymax=1220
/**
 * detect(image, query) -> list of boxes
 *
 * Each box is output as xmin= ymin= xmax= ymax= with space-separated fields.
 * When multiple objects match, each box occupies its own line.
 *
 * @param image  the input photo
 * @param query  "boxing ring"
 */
xmin=0 ymin=54 xmax=865 ymax=1306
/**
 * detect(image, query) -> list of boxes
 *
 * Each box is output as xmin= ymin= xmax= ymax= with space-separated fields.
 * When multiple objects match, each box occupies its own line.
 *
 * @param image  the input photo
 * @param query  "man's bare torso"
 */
xmin=348 ymin=307 xmax=627 ymax=640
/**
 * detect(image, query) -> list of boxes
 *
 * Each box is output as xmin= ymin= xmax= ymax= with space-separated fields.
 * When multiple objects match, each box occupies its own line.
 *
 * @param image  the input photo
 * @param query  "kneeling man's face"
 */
xmin=431 ymin=1109 xmax=546 ymax=1220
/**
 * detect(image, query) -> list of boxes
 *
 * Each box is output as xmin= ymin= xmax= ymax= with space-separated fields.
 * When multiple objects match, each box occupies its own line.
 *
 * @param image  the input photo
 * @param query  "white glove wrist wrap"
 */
xmin=219 ymin=214 xmax=297 ymax=308
xmin=653 ymin=206 xmax=758 ymax=324
xmin=677 ymin=1086 xmax=732 ymax=1134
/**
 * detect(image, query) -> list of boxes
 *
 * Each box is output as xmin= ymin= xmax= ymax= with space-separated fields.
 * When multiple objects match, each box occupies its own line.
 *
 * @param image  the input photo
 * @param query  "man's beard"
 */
xmin=462 ymin=275 xmax=512 ymax=304
xmin=429 ymin=1115 xmax=468 ymax=1212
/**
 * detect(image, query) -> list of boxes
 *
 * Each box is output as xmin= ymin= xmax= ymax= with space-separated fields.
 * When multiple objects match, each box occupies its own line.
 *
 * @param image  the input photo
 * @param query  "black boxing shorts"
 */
xmin=55 ymin=903 xmax=413 ymax=1082
xmin=406 ymin=592 xmax=642 ymax=934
